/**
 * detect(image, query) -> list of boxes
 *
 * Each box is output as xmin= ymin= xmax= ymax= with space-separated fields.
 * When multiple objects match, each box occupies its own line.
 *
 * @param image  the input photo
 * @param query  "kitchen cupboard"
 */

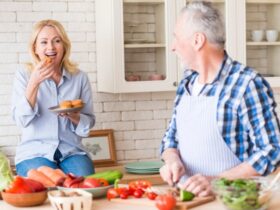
xmin=95 ymin=0 xmax=280 ymax=93
xmin=236 ymin=0 xmax=280 ymax=87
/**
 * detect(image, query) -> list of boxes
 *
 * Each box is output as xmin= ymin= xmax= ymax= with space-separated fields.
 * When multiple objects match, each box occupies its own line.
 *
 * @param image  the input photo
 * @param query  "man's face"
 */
xmin=171 ymin=15 xmax=195 ymax=70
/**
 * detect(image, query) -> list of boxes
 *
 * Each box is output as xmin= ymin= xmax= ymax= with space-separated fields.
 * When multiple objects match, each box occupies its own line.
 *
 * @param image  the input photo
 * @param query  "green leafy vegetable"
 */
xmin=0 ymin=152 xmax=14 ymax=191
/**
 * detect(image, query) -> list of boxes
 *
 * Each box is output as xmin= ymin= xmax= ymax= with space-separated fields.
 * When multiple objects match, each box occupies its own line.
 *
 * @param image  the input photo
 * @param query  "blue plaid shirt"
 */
xmin=160 ymin=52 xmax=280 ymax=175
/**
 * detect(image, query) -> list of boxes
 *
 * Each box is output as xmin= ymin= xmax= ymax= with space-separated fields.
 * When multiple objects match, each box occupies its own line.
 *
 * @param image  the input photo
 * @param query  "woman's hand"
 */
xmin=29 ymin=59 xmax=55 ymax=87
xmin=59 ymin=111 xmax=80 ymax=125
xmin=178 ymin=174 xmax=214 ymax=197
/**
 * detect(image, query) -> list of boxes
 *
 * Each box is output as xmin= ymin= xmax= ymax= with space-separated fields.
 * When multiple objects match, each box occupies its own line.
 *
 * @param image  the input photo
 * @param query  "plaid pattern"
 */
xmin=160 ymin=52 xmax=280 ymax=175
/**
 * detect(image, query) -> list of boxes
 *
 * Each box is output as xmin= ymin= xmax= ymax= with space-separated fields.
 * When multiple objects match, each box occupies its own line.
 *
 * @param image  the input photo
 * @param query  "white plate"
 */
xmin=57 ymin=185 xmax=113 ymax=198
xmin=48 ymin=104 xmax=84 ymax=114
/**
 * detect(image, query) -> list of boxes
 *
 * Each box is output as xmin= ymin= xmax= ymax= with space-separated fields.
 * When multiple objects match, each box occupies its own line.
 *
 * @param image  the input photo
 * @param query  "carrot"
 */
xmin=37 ymin=166 xmax=65 ymax=186
xmin=27 ymin=169 xmax=55 ymax=188
xmin=54 ymin=169 xmax=66 ymax=178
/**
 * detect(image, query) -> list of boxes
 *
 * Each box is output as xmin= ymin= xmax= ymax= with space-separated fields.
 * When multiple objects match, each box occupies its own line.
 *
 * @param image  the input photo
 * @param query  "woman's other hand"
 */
xmin=59 ymin=111 xmax=80 ymax=125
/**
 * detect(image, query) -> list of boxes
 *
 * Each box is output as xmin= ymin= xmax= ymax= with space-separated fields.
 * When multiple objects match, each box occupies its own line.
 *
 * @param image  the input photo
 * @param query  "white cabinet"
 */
xmin=95 ymin=0 xmax=280 ymax=93
xmin=96 ymin=0 xmax=179 ymax=93
xmin=235 ymin=0 xmax=280 ymax=87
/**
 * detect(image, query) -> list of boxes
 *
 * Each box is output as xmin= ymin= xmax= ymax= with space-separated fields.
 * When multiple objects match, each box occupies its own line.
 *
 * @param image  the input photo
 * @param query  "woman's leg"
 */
xmin=16 ymin=157 xmax=58 ymax=177
xmin=59 ymin=154 xmax=94 ymax=176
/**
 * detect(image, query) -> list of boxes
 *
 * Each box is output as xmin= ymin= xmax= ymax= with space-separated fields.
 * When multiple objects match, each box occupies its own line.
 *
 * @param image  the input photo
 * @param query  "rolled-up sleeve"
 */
xmin=240 ymin=76 xmax=280 ymax=175
xmin=12 ymin=68 xmax=39 ymax=128
xmin=71 ymin=72 xmax=95 ymax=137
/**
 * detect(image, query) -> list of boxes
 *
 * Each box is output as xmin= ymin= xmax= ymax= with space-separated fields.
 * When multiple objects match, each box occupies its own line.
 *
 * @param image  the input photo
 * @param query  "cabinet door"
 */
xmin=236 ymin=0 xmax=280 ymax=87
xmin=96 ymin=0 xmax=179 ymax=93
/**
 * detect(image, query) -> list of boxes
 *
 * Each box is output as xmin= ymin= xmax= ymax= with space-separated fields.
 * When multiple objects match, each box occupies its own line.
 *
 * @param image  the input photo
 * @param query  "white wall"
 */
xmin=1 ymin=0 xmax=280 ymax=167
xmin=0 ymin=0 xmax=176 ymax=166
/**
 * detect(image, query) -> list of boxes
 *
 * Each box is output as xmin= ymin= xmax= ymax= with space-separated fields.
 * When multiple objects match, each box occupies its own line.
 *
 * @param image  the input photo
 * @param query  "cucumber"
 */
xmin=180 ymin=190 xmax=195 ymax=201
xmin=85 ymin=170 xmax=123 ymax=185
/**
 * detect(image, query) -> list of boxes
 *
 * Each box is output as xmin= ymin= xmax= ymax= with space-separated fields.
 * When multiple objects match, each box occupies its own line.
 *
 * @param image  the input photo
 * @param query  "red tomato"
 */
xmin=107 ymin=188 xmax=119 ymax=200
xmin=5 ymin=176 xmax=34 ymax=194
xmin=129 ymin=180 xmax=151 ymax=191
xmin=80 ymin=178 xmax=101 ymax=188
xmin=133 ymin=189 xmax=143 ymax=198
xmin=155 ymin=194 xmax=176 ymax=210
xmin=147 ymin=191 xmax=158 ymax=200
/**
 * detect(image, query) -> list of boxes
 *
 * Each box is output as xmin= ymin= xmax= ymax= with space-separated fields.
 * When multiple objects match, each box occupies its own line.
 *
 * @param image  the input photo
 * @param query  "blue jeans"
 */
xmin=16 ymin=149 xmax=95 ymax=177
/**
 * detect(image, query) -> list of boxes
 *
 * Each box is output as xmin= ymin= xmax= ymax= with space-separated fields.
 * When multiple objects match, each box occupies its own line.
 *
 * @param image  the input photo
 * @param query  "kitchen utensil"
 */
xmin=111 ymin=195 xmax=215 ymax=210
xmin=1 ymin=190 xmax=47 ymax=207
xmin=125 ymin=161 xmax=164 ymax=170
xmin=266 ymin=30 xmax=279 ymax=42
xmin=49 ymin=104 xmax=84 ymax=114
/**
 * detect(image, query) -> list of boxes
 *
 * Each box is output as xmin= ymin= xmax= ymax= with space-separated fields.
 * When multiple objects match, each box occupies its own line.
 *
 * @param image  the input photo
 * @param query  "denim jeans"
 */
xmin=16 ymin=149 xmax=95 ymax=177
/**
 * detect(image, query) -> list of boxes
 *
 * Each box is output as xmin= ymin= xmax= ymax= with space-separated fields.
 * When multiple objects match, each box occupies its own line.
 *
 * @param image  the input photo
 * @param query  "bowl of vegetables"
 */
xmin=212 ymin=177 xmax=276 ymax=210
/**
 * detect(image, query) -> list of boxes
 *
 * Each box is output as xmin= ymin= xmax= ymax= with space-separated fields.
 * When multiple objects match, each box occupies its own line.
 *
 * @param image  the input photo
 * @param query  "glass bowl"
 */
xmin=212 ymin=177 xmax=277 ymax=210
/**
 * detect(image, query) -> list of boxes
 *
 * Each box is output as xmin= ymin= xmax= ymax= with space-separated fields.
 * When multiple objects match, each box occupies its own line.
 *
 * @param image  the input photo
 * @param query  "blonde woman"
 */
xmin=12 ymin=20 xmax=95 ymax=177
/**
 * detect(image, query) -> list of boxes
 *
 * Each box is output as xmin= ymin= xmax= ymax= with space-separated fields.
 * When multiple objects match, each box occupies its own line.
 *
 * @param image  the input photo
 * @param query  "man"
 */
xmin=160 ymin=1 xmax=280 ymax=197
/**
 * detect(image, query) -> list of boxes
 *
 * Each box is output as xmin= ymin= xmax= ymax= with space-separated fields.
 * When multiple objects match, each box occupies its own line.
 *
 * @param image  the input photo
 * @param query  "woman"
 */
xmin=12 ymin=20 xmax=95 ymax=177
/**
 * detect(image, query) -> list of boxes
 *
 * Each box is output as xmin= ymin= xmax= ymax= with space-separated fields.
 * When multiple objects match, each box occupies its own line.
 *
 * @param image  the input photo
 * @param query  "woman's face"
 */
xmin=35 ymin=26 xmax=64 ymax=66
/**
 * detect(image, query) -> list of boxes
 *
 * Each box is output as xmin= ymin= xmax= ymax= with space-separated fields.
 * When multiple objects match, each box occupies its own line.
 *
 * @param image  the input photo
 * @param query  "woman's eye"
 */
xmin=55 ymin=39 xmax=61 ymax=43
xmin=41 ymin=41 xmax=47 ymax=45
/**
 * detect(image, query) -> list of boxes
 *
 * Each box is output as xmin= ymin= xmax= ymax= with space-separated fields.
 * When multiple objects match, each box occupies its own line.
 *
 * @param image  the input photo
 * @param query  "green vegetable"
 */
xmin=213 ymin=178 xmax=262 ymax=210
xmin=180 ymin=190 xmax=195 ymax=201
xmin=0 ymin=152 xmax=13 ymax=191
xmin=85 ymin=170 xmax=123 ymax=185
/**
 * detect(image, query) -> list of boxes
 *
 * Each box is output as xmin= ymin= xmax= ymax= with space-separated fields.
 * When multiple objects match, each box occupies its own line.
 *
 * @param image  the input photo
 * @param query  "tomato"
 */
xmin=63 ymin=175 xmax=84 ymax=188
xmin=128 ymin=180 xmax=151 ymax=191
xmin=5 ymin=176 xmax=34 ymax=194
xmin=107 ymin=188 xmax=119 ymax=200
xmin=133 ymin=189 xmax=143 ymax=198
xmin=155 ymin=194 xmax=176 ymax=210
xmin=80 ymin=178 xmax=101 ymax=188
xmin=24 ymin=178 xmax=46 ymax=192
xmin=147 ymin=191 xmax=158 ymax=200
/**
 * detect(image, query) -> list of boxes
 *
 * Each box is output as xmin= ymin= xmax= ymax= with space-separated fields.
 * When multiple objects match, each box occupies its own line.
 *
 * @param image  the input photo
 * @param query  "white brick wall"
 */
xmin=1 ymin=0 xmax=280 ymax=168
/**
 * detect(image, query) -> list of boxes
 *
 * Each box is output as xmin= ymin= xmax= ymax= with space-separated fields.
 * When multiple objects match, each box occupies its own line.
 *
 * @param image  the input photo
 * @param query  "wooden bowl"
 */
xmin=1 ymin=190 xmax=47 ymax=207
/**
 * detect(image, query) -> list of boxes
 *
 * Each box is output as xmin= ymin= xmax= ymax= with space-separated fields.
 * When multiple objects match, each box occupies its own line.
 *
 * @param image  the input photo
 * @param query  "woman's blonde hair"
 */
xmin=26 ymin=19 xmax=78 ymax=74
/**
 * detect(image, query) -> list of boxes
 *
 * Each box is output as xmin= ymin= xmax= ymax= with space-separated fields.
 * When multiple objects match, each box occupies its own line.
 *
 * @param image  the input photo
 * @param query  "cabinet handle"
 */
xmin=173 ymin=81 xmax=178 ymax=87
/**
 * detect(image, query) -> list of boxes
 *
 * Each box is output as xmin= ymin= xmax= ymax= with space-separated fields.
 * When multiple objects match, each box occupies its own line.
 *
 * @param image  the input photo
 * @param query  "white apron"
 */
xmin=176 ymin=85 xmax=241 ymax=179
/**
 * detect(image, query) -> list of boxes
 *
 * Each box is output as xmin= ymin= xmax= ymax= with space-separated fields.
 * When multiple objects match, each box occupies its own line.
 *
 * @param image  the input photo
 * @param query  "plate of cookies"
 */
xmin=49 ymin=99 xmax=84 ymax=114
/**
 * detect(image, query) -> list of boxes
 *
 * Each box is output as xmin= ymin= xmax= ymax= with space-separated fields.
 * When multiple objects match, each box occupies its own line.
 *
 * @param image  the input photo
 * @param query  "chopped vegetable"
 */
xmin=213 ymin=178 xmax=262 ymax=210
xmin=180 ymin=190 xmax=194 ymax=201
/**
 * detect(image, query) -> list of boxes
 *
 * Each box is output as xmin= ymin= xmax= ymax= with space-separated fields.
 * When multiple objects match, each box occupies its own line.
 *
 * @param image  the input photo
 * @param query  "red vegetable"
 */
xmin=147 ymin=191 xmax=158 ymax=200
xmin=107 ymin=188 xmax=119 ymax=200
xmin=80 ymin=178 xmax=101 ymax=188
xmin=5 ymin=176 xmax=33 ymax=194
xmin=155 ymin=194 xmax=176 ymax=210
xmin=133 ymin=189 xmax=143 ymax=198
xmin=129 ymin=180 xmax=151 ymax=191
xmin=24 ymin=178 xmax=46 ymax=192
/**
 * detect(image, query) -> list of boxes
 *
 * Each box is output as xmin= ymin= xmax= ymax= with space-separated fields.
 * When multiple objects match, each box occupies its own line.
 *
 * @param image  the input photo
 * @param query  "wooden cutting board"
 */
xmin=111 ymin=196 xmax=215 ymax=210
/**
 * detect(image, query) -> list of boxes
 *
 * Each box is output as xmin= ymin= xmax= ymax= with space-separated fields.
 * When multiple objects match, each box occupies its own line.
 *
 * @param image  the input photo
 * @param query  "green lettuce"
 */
xmin=0 ymin=152 xmax=14 ymax=191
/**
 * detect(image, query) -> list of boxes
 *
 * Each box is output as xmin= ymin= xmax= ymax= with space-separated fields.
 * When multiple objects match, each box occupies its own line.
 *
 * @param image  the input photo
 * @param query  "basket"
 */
xmin=48 ymin=189 xmax=92 ymax=210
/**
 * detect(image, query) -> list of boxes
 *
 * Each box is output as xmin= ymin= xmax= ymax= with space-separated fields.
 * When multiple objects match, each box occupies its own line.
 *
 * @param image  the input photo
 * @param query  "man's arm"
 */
xmin=219 ymin=162 xmax=260 ymax=179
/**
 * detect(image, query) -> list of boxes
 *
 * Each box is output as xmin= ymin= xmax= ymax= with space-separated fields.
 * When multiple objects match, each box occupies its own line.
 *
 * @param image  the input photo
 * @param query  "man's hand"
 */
xmin=160 ymin=148 xmax=185 ymax=186
xmin=178 ymin=174 xmax=214 ymax=197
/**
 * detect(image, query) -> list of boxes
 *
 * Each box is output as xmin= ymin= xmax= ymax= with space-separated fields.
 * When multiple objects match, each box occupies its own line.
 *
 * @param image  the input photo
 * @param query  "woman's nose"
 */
xmin=47 ymin=41 xmax=54 ymax=49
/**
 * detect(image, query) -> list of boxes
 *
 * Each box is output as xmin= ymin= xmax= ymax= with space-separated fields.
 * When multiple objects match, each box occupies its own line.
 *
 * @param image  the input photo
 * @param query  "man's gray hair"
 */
xmin=181 ymin=1 xmax=225 ymax=49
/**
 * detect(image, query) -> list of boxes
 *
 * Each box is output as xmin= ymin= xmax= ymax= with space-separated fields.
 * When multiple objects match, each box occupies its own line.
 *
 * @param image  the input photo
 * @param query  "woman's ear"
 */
xmin=192 ymin=32 xmax=206 ymax=51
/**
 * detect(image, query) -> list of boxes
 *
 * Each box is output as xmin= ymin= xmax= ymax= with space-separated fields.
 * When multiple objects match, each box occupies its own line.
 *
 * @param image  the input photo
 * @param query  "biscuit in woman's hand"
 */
xmin=71 ymin=99 xmax=83 ymax=108
xmin=45 ymin=56 xmax=52 ymax=64
xmin=59 ymin=100 xmax=72 ymax=109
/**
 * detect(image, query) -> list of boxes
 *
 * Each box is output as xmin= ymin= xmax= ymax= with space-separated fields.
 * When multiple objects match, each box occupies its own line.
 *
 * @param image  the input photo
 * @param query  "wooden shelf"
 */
xmin=247 ymin=41 xmax=280 ymax=45
xmin=124 ymin=43 xmax=165 ymax=48
xmin=247 ymin=0 xmax=280 ymax=4
xmin=123 ymin=0 xmax=164 ymax=3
